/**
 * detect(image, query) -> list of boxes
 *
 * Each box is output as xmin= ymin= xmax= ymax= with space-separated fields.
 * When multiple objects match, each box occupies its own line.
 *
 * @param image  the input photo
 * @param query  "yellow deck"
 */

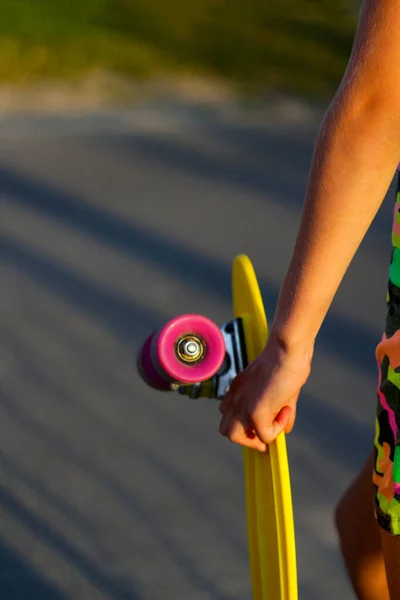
xmin=232 ymin=255 xmax=298 ymax=600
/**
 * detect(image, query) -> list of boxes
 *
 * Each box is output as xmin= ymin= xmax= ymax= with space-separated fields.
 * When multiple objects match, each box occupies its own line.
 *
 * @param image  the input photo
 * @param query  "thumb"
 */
xmin=284 ymin=404 xmax=297 ymax=434
xmin=253 ymin=405 xmax=292 ymax=445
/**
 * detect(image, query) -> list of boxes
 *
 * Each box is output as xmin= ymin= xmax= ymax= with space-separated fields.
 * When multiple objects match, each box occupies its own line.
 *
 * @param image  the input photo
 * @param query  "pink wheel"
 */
xmin=151 ymin=314 xmax=225 ymax=384
xmin=137 ymin=333 xmax=171 ymax=390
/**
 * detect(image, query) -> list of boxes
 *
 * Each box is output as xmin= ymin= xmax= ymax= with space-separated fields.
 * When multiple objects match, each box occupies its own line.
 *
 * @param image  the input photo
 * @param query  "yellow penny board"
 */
xmin=232 ymin=255 xmax=298 ymax=600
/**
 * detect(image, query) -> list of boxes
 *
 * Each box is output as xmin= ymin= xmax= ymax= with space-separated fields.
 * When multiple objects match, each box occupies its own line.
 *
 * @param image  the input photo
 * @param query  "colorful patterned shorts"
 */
xmin=374 ymin=167 xmax=400 ymax=535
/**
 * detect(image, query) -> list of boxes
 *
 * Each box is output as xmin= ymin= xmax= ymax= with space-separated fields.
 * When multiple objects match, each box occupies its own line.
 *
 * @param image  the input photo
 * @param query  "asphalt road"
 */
xmin=0 ymin=99 xmax=396 ymax=600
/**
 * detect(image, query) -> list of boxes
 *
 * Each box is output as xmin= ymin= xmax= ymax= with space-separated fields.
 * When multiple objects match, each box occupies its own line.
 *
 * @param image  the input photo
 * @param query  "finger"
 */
xmin=227 ymin=416 xmax=267 ymax=453
xmin=285 ymin=404 xmax=297 ymax=434
xmin=219 ymin=395 xmax=231 ymax=414
xmin=233 ymin=435 xmax=267 ymax=452
xmin=219 ymin=390 xmax=234 ymax=414
xmin=219 ymin=403 xmax=236 ymax=436
xmin=275 ymin=405 xmax=293 ymax=430
xmin=219 ymin=382 xmax=240 ymax=414
xmin=253 ymin=406 xmax=292 ymax=446
xmin=282 ymin=394 xmax=299 ymax=434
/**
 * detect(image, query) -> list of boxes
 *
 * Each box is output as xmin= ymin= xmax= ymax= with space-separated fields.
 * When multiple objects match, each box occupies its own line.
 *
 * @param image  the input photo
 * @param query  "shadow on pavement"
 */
xmin=0 ymin=540 xmax=67 ymax=600
xmin=1 ymin=165 xmax=385 ymax=372
xmin=1 ymin=108 xmax=395 ymax=598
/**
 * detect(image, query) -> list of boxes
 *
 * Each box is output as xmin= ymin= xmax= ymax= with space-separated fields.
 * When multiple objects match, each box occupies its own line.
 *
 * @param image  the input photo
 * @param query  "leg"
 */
xmin=381 ymin=530 xmax=400 ymax=599
xmin=335 ymin=450 xmax=390 ymax=600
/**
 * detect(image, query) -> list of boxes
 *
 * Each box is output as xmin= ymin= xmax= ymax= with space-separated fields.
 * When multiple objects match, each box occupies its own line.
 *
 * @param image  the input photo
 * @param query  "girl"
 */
xmin=219 ymin=1 xmax=400 ymax=598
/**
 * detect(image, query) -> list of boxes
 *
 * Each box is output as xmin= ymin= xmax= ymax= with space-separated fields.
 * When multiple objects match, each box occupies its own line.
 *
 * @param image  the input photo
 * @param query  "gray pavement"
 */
xmin=0 ymin=100 xmax=396 ymax=599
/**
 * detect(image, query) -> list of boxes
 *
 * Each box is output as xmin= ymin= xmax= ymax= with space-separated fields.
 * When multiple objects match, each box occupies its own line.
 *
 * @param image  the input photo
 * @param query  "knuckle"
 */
xmin=258 ymin=430 xmax=273 ymax=445
xmin=228 ymin=429 xmax=240 ymax=443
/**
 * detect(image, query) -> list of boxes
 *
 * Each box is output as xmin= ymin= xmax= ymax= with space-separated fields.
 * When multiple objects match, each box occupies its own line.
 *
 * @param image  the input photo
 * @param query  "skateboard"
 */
xmin=137 ymin=254 xmax=298 ymax=600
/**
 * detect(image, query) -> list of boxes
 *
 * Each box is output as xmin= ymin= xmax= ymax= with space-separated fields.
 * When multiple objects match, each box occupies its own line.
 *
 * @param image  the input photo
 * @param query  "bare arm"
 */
xmin=220 ymin=0 xmax=400 ymax=450
xmin=271 ymin=0 xmax=400 ymax=355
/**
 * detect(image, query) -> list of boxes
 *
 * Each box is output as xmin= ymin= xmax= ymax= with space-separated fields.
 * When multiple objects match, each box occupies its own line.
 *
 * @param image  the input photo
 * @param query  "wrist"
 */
xmin=268 ymin=324 xmax=315 ymax=365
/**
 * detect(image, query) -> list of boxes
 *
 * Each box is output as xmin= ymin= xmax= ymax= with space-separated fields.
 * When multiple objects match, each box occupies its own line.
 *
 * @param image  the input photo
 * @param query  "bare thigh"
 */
xmin=381 ymin=530 xmax=400 ymax=599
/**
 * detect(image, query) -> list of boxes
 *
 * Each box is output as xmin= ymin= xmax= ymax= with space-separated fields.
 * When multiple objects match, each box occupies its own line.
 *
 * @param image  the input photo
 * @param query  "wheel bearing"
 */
xmin=176 ymin=335 xmax=205 ymax=364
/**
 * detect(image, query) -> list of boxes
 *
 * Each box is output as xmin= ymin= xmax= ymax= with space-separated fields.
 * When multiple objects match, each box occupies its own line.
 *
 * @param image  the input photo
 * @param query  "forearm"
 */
xmin=271 ymin=99 xmax=400 ymax=355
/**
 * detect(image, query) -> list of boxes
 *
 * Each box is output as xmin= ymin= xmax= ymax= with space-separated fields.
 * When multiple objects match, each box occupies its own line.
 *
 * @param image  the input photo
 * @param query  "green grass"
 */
xmin=0 ymin=0 xmax=358 ymax=97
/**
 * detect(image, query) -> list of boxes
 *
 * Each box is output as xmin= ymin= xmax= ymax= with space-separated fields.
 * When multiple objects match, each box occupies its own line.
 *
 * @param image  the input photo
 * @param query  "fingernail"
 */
xmin=245 ymin=427 xmax=256 ymax=440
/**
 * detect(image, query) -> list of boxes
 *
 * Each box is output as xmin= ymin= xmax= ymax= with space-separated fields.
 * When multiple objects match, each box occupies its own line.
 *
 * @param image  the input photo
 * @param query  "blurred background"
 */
xmin=0 ymin=2 xmax=394 ymax=599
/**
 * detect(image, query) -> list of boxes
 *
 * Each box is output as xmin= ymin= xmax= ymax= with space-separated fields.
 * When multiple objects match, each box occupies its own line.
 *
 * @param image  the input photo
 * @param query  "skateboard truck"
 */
xmin=137 ymin=255 xmax=298 ymax=600
xmin=173 ymin=318 xmax=248 ymax=400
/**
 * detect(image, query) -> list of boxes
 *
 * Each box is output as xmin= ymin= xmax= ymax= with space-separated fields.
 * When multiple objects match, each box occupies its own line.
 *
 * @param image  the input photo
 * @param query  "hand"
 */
xmin=219 ymin=333 xmax=313 ymax=452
